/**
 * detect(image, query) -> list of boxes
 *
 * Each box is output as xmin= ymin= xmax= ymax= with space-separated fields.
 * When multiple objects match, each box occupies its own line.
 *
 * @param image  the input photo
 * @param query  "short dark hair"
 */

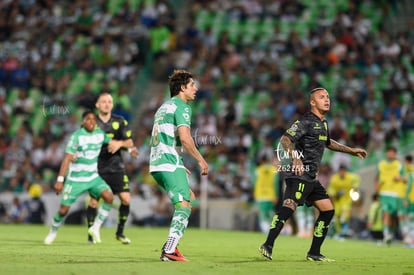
xmin=168 ymin=69 xmax=193 ymax=97
xmin=82 ymin=109 xmax=95 ymax=119
xmin=386 ymin=145 xmax=397 ymax=153
xmin=405 ymin=155 xmax=413 ymax=162
xmin=309 ymin=87 xmax=326 ymax=94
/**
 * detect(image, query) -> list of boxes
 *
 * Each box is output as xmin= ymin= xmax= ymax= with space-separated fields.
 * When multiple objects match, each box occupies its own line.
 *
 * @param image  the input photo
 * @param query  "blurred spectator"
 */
xmin=6 ymin=197 xmax=27 ymax=223
xmin=147 ymin=188 xmax=174 ymax=226
xmin=25 ymin=183 xmax=46 ymax=224
xmin=349 ymin=123 xmax=369 ymax=148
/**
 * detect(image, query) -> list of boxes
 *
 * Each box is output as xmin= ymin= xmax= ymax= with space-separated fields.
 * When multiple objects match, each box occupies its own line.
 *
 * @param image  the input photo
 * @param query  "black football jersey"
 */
xmin=97 ymin=114 xmax=132 ymax=174
xmin=282 ymin=112 xmax=330 ymax=181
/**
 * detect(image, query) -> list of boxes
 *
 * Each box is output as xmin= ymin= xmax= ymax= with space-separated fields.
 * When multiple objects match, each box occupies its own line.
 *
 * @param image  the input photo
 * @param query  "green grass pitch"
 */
xmin=0 ymin=224 xmax=412 ymax=275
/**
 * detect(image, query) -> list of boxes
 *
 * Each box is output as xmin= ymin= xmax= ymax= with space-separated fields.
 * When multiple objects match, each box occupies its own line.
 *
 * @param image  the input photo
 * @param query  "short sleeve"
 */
xmin=175 ymin=104 xmax=192 ymax=128
xmin=65 ymin=133 xmax=78 ymax=154
xmin=120 ymin=118 xmax=132 ymax=140
xmin=284 ymin=119 xmax=307 ymax=142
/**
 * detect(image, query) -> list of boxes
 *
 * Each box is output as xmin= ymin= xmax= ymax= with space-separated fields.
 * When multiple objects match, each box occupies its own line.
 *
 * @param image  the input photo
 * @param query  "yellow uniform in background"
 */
xmin=328 ymin=166 xmax=360 ymax=236
xmin=254 ymin=160 xmax=278 ymax=233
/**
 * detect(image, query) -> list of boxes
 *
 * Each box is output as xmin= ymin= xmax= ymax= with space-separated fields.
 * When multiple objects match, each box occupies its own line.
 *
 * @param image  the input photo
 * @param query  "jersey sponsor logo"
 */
xmin=182 ymin=113 xmax=190 ymax=121
xmin=313 ymin=122 xmax=321 ymax=129
xmin=112 ymin=121 xmax=120 ymax=130
xmin=314 ymin=221 xmax=325 ymax=237
xmin=319 ymin=135 xmax=328 ymax=141
xmin=78 ymin=134 xmax=104 ymax=145
xmin=286 ymin=121 xmax=299 ymax=136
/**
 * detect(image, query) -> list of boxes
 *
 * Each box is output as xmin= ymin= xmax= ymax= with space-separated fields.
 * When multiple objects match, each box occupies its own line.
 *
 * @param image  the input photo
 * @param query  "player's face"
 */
xmin=311 ymin=89 xmax=330 ymax=113
xmin=82 ymin=113 xmax=97 ymax=132
xmin=96 ymin=94 xmax=113 ymax=115
xmin=386 ymin=149 xmax=396 ymax=160
xmin=182 ymin=78 xmax=198 ymax=102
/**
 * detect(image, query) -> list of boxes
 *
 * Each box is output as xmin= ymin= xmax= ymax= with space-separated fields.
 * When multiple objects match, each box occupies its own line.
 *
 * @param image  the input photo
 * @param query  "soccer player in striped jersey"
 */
xmin=44 ymin=110 xmax=122 ymax=245
xmin=150 ymin=70 xmax=209 ymax=261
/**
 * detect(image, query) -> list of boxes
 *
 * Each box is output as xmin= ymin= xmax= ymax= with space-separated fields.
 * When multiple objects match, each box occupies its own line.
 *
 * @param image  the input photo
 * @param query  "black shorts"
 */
xmin=100 ymin=172 xmax=130 ymax=195
xmin=283 ymin=178 xmax=329 ymax=206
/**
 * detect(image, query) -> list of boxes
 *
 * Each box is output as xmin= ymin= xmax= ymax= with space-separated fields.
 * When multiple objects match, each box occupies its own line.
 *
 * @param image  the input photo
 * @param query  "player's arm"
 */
xmin=280 ymin=135 xmax=303 ymax=175
xmin=327 ymin=139 xmax=367 ymax=159
xmin=374 ymin=168 xmax=381 ymax=193
xmin=178 ymin=125 xmax=208 ymax=175
xmin=54 ymin=153 xmax=73 ymax=195
xmin=395 ymin=164 xmax=407 ymax=183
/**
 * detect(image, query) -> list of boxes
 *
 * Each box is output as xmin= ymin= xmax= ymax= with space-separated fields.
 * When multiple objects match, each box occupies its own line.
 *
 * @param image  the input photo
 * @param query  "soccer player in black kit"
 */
xmin=259 ymin=88 xmax=367 ymax=262
xmin=87 ymin=92 xmax=138 ymax=244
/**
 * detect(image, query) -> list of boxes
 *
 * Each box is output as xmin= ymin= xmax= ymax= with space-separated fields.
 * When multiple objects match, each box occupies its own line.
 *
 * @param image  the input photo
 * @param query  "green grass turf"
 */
xmin=0 ymin=224 xmax=412 ymax=275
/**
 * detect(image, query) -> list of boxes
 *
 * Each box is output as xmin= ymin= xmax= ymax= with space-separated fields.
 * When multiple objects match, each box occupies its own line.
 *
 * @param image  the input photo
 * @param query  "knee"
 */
xmin=176 ymin=200 xmax=191 ymax=209
xmin=119 ymin=192 xmax=130 ymax=205
xmin=102 ymin=191 xmax=114 ymax=204
xmin=89 ymin=197 xmax=99 ymax=208
xmin=58 ymin=206 xmax=69 ymax=217
xmin=321 ymin=209 xmax=335 ymax=221
xmin=282 ymin=199 xmax=298 ymax=211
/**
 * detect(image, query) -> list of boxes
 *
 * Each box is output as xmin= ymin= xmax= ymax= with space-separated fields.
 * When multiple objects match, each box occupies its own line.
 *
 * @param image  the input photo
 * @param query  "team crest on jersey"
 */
xmin=112 ymin=121 xmax=120 ymax=130
xmin=286 ymin=121 xmax=299 ymax=136
xmin=295 ymin=192 xmax=302 ymax=200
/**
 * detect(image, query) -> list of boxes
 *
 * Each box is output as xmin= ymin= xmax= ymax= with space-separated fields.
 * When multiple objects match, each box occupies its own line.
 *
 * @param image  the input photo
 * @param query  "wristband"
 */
xmin=57 ymin=176 xmax=64 ymax=182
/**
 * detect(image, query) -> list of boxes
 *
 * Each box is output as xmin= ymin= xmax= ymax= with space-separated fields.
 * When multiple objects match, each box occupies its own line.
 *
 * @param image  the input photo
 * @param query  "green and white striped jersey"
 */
xmin=66 ymin=127 xmax=111 ymax=182
xmin=149 ymin=97 xmax=192 ymax=172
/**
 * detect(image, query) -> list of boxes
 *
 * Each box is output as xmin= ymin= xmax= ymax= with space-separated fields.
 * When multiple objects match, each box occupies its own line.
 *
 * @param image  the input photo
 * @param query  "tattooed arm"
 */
xmin=280 ymin=135 xmax=304 ymax=175
xmin=327 ymin=139 xmax=368 ymax=159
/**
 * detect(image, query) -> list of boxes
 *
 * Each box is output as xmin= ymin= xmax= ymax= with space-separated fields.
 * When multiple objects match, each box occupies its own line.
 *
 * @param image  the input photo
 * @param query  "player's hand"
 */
xmin=292 ymin=158 xmax=304 ymax=176
xmin=129 ymin=147 xmax=138 ymax=158
xmin=199 ymin=159 xmax=209 ymax=175
xmin=54 ymin=182 xmax=63 ymax=195
xmin=185 ymin=167 xmax=191 ymax=175
xmin=108 ymin=140 xmax=123 ymax=153
xmin=71 ymin=154 xmax=77 ymax=162
xmin=353 ymin=148 xmax=368 ymax=159
xmin=190 ymin=189 xmax=196 ymax=201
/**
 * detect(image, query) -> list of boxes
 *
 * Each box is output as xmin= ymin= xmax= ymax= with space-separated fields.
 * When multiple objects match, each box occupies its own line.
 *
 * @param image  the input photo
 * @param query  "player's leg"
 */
xmin=152 ymin=169 xmax=190 ymax=262
xmin=86 ymin=196 xmax=99 ymax=243
xmin=406 ymin=203 xmax=414 ymax=247
xmin=44 ymin=180 xmax=81 ymax=244
xmin=306 ymin=181 xmax=335 ymax=262
xmin=257 ymin=201 xmax=273 ymax=233
xmin=88 ymin=178 xmax=114 ymax=244
xmin=307 ymin=198 xmax=335 ymax=262
xmin=102 ymin=172 xmax=131 ymax=243
xmin=380 ymin=195 xmax=396 ymax=244
xmin=340 ymin=202 xmax=352 ymax=237
xmin=116 ymin=189 xmax=131 ymax=244
xmin=259 ymin=178 xmax=305 ymax=260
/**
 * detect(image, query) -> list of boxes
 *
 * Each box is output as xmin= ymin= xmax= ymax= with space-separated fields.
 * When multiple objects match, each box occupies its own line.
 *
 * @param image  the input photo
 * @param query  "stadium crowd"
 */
xmin=1 ymin=0 xmax=414 ymax=240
